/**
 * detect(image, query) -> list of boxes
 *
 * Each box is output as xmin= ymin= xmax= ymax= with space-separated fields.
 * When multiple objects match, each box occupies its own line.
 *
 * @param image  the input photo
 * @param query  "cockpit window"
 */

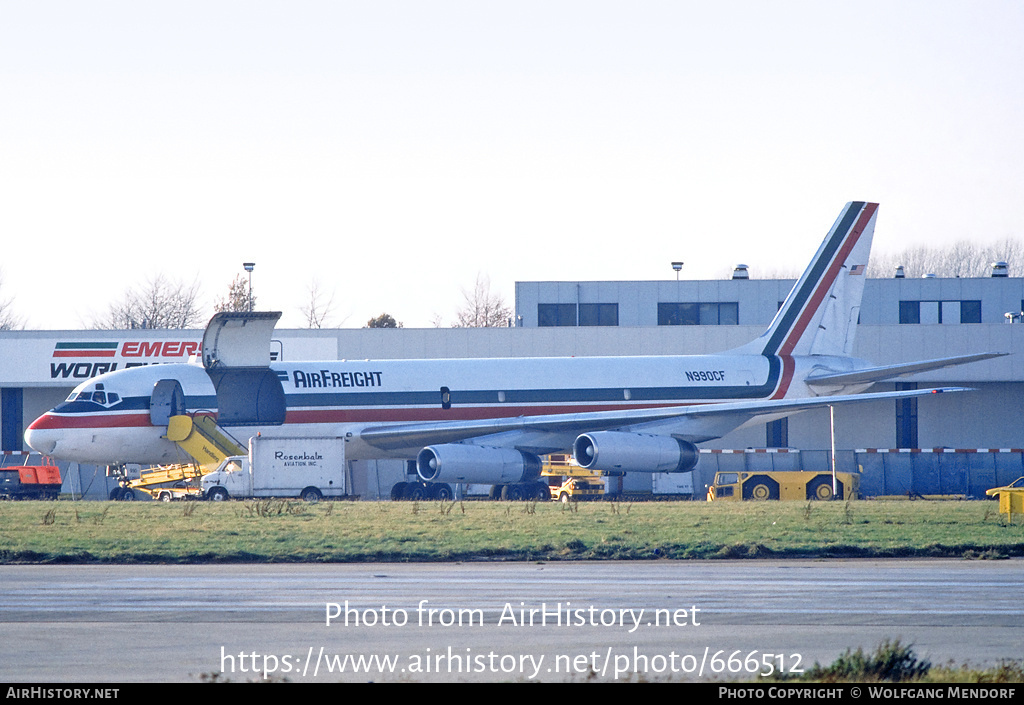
xmin=64 ymin=383 xmax=121 ymax=408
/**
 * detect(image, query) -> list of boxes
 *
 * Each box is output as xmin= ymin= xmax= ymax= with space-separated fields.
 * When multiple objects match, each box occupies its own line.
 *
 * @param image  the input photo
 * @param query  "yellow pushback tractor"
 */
xmin=706 ymin=470 xmax=859 ymax=501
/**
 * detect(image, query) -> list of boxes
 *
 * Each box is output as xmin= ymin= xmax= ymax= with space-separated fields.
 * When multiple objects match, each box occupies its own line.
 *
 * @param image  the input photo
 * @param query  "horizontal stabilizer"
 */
xmin=806 ymin=353 xmax=1008 ymax=387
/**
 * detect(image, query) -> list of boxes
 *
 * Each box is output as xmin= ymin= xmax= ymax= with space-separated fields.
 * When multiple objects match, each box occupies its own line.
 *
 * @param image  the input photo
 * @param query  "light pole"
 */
xmin=671 ymin=261 xmax=683 ymax=281
xmin=243 ymin=262 xmax=255 ymax=312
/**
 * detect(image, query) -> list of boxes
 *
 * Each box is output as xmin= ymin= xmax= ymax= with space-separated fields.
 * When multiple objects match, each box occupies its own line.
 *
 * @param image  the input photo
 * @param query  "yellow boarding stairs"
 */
xmin=125 ymin=415 xmax=246 ymax=501
xmin=164 ymin=414 xmax=246 ymax=468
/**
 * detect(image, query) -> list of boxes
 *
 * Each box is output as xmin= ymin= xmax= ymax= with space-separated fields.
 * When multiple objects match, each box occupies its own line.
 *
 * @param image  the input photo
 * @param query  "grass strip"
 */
xmin=2 ymin=498 xmax=1023 ymax=564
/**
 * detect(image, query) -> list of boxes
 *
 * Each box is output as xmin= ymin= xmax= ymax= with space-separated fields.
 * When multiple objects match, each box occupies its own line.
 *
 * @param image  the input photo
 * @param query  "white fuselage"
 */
xmin=24 ymin=351 xmax=863 ymax=466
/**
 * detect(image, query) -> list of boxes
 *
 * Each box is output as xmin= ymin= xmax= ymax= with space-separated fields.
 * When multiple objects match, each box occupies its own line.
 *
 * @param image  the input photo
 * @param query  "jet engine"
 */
xmin=573 ymin=431 xmax=698 ymax=473
xmin=417 ymin=444 xmax=542 ymax=485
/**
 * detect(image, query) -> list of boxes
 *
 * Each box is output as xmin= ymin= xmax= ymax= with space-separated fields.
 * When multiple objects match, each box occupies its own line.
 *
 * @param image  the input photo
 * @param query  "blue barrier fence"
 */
xmin=693 ymin=449 xmax=1024 ymax=499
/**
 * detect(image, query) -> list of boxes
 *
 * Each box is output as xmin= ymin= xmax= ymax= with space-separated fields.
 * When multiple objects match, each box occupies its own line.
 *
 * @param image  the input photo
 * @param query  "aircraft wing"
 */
xmin=358 ymin=386 xmax=968 ymax=452
xmin=805 ymin=353 xmax=1007 ymax=387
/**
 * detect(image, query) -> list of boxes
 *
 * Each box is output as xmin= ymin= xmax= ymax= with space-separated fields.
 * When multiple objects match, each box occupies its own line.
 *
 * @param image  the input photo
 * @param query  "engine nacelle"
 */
xmin=417 ymin=444 xmax=542 ymax=485
xmin=573 ymin=431 xmax=698 ymax=473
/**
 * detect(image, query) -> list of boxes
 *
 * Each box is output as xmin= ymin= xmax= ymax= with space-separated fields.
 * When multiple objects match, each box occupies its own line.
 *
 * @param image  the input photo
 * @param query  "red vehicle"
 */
xmin=0 ymin=457 xmax=62 ymax=500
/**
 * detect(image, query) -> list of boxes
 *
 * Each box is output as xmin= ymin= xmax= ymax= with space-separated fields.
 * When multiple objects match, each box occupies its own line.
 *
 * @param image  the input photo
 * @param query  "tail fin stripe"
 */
xmin=763 ymin=202 xmax=876 ymax=358
xmin=778 ymin=202 xmax=876 ymax=357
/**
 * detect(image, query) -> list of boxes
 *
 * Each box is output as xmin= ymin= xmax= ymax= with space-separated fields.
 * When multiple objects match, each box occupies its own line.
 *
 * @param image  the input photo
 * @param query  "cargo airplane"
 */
xmin=25 ymin=202 xmax=1002 ymax=493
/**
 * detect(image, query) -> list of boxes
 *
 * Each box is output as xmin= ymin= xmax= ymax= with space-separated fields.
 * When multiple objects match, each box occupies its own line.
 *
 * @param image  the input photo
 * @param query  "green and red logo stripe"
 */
xmin=52 ymin=342 xmax=119 ymax=358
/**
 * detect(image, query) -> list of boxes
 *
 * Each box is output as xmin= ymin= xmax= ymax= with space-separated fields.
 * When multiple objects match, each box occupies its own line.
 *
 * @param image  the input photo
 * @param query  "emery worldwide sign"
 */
xmin=0 ymin=332 xmax=325 ymax=387
xmin=49 ymin=339 xmax=203 ymax=380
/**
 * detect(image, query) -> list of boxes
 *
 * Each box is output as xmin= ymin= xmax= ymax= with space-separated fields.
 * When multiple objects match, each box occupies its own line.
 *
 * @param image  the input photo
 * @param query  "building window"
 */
xmin=658 ymin=303 xmax=697 ymax=325
xmin=899 ymin=300 xmax=982 ymax=324
xmin=658 ymin=302 xmax=738 ymax=326
xmin=899 ymin=301 xmax=920 ymax=324
xmin=1 ymin=388 xmax=23 ymax=452
xmin=538 ymin=304 xmax=576 ymax=327
xmin=712 ymin=302 xmax=739 ymax=325
xmin=579 ymin=303 xmax=618 ymax=326
xmin=766 ymin=418 xmax=788 ymax=448
xmin=960 ymin=300 xmax=981 ymax=323
xmin=537 ymin=303 xmax=618 ymax=326
xmin=895 ymin=382 xmax=918 ymax=449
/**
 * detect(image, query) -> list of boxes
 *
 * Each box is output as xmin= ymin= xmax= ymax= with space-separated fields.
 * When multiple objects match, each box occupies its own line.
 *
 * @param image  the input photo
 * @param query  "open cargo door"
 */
xmin=200 ymin=312 xmax=287 ymax=427
xmin=202 ymin=312 xmax=283 ymax=369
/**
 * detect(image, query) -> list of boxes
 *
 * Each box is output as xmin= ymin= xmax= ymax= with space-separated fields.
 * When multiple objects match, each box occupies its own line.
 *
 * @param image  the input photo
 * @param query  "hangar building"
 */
xmin=1 ymin=270 xmax=1022 ymax=499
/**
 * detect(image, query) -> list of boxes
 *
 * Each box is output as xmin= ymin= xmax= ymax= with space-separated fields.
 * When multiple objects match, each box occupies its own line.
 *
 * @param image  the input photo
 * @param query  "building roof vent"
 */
xmin=732 ymin=264 xmax=749 ymax=280
xmin=894 ymin=265 xmax=905 ymax=279
xmin=991 ymin=261 xmax=1009 ymax=277
xmin=922 ymin=273 xmax=937 ymax=279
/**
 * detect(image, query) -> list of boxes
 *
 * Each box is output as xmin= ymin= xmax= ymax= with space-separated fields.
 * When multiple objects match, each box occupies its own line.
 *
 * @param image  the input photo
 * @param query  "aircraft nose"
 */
xmin=25 ymin=414 xmax=58 ymax=455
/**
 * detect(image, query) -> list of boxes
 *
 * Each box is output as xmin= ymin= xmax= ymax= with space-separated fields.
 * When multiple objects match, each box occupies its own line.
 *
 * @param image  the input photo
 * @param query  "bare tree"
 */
xmin=869 ymin=238 xmax=1024 ymax=278
xmin=365 ymin=313 xmax=402 ymax=328
xmin=214 ymin=274 xmax=254 ymax=313
xmin=0 ymin=271 xmax=23 ymax=330
xmin=452 ymin=273 xmax=512 ymax=328
xmin=299 ymin=279 xmax=337 ymax=329
xmin=94 ymin=274 xmax=203 ymax=329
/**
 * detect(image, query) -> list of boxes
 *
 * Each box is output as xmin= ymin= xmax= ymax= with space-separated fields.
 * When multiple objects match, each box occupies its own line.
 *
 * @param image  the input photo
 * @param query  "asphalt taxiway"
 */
xmin=1 ymin=559 xmax=1021 ymax=682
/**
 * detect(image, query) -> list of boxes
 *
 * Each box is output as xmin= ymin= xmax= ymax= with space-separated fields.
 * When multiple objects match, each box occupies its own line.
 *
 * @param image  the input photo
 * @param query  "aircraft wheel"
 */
xmin=391 ymin=482 xmax=408 ymax=501
xmin=532 ymin=483 xmax=550 ymax=501
xmin=208 ymin=487 xmax=229 ymax=502
xmin=407 ymin=484 xmax=427 ymax=501
xmin=501 ymin=484 xmax=524 ymax=501
xmin=109 ymin=487 xmax=123 ymax=501
xmin=433 ymin=483 xmax=454 ymax=501
xmin=300 ymin=487 xmax=322 ymax=503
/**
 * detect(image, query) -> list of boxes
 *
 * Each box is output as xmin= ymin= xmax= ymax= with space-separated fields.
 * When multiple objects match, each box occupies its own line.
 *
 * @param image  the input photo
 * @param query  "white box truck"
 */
xmin=651 ymin=472 xmax=694 ymax=498
xmin=202 ymin=435 xmax=346 ymax=501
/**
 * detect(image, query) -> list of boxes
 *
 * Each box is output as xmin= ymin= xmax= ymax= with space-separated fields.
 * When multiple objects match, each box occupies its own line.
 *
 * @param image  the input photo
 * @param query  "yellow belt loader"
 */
xmin=114 ymin=414 xmax=246 ymax=501
xmin=124 ymin=463 xmax=205 ymax=502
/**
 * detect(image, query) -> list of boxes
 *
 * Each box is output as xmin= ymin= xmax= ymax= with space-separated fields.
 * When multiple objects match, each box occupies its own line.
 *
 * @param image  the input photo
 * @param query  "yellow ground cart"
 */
xmin=986 ymin=477 xmax=1024 ymax=518
xmin=542 ymin=454 xmax=606 ymax=502
xmin=707 ymin=470 xmax=859 ymax=501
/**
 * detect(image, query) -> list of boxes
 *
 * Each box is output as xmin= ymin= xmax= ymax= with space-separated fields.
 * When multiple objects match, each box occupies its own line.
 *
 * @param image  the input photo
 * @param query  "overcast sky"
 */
xmin=2 ymin=1 xmax=1022 ymax=329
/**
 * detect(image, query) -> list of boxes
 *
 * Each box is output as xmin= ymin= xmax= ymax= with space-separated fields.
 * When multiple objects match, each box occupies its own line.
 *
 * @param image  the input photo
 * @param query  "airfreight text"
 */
xmin=293 ymin=370 xmax=383 ymax=389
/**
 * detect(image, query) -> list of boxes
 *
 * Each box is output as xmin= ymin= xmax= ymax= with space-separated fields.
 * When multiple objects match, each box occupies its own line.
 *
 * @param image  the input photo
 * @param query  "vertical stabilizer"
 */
xmin=740 ymin=201 xmax=878 ymax=358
